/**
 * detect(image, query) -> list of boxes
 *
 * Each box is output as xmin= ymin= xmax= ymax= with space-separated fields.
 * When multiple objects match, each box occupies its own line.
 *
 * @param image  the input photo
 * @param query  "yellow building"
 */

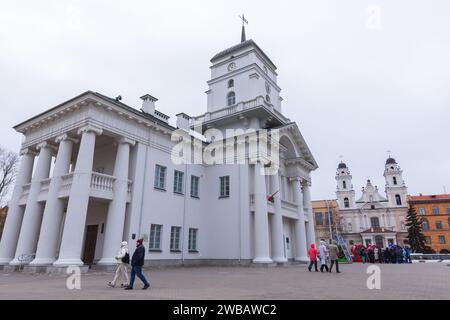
xmin=409 ymin=194 xmax=450 ymax=254
xmin=312 ymin=200 xmax=340 ymax=245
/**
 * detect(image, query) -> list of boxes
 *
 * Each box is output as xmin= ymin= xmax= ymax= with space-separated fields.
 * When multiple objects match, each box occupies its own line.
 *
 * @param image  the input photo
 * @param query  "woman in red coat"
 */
xmin=308 ymin=243 xmax=319 ymax=272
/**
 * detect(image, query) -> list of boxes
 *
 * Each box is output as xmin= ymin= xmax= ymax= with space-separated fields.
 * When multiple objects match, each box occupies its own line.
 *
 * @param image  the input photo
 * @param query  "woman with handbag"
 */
xmin=108 ymin=241 xmax=130 ymax=288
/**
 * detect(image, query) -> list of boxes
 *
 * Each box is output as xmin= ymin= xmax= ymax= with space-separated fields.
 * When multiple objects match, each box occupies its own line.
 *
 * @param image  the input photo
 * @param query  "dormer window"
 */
xmin=227 ymin=91 xmax=236 ymax=106
xmin=228 ymin=79 xmax=234 ymax=88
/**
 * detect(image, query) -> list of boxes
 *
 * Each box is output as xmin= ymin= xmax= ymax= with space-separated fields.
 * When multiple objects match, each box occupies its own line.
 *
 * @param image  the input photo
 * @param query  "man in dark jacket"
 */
xmin=125 ymin=239 xmax=150 ymax=290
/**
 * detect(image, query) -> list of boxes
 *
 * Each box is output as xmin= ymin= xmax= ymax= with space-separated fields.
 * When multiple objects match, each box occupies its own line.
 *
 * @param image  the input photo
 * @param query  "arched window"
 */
xmin=393 ymin=177 xmax=397 ymax=185
xmin=422 ymin=218 xmax=429 ymax=231
xmin=227 ymin=91 xmax=236 ymax=106
xmin=344 ymin=197 xmax=350 ymax=208
xmin=371 ymin=217 xmax=380 ymax=228
xmin=375 ymin=235 xmax=384 ymax=248
xmin=395 ymin=194 xmax=402 ymax=205
xmin=343 ymin=181 xmax=347 ymax=189
xmin=228 ymin=79 xmax=234 ymax=88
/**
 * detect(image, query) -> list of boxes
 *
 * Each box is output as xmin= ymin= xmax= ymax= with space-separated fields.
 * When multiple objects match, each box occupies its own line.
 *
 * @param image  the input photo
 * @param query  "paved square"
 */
xmin=0 ymin=263 xmax=449 ymax=300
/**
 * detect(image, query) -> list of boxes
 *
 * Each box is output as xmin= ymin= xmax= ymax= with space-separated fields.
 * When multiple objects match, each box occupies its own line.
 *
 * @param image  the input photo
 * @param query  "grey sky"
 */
xmin=1 ymin=0 xmax=449 ymax=200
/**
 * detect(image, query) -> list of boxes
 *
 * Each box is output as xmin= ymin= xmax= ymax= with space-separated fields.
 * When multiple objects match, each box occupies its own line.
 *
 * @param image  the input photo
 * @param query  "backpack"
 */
xmin=122 ymin=252 xmax=130 ymax=264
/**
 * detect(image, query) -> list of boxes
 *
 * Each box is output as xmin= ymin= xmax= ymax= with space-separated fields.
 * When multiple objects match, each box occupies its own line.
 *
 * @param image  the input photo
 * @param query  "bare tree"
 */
xmin=0 ymin=147 xmax=19 ymax=207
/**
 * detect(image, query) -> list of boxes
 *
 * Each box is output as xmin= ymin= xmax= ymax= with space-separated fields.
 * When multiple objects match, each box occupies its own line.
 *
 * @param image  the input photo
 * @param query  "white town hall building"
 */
xmin=0 ymin=29 xmax=318 ymax=271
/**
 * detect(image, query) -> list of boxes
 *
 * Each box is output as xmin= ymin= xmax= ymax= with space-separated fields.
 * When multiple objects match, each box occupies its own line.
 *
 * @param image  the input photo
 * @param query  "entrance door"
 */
xmin=83 ymin=225 xmax=98 ymax=265
xmin=375 ymin=235 xmax=384 ymax=248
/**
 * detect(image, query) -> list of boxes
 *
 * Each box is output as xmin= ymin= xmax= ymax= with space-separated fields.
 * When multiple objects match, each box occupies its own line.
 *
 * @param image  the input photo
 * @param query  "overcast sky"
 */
xmin=1 ymin=0 xmax=449 ymax=200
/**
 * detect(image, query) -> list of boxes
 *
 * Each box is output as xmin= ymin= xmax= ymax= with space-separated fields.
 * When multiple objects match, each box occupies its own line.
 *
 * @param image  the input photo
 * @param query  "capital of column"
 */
xmin=36 ymin=141 xmax=57 ymax=152
xmin=55 ymin=133 xmax=79 ymax=144
xmin=117 ymin=137 xmax=136 ymax=146
xmin=20 ymin=148 xmax=38 ymax=156
xmin=77 ymin=124 xmax=103 ymax=136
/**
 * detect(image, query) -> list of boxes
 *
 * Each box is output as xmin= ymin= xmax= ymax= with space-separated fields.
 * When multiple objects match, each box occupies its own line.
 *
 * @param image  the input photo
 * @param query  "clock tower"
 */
xmin=206 ymin=29 xmax=283 ymax=113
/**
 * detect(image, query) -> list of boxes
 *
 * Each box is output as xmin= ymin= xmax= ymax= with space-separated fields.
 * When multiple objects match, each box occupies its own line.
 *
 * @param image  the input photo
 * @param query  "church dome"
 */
xmin=386 ymin=157 xmax=397 ymax=165
xmin=338 ymin=162 xmax=347 ymax=169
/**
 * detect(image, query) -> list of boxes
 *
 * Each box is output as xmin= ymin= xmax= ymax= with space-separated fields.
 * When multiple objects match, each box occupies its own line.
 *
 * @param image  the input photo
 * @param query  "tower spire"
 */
xmin=239 ymin=14 xmax=248 ymax=42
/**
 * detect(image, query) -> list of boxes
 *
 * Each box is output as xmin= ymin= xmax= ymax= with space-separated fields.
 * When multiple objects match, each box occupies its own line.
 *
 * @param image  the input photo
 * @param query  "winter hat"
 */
xmin=136 ymin=238 xmax=143 ymax=246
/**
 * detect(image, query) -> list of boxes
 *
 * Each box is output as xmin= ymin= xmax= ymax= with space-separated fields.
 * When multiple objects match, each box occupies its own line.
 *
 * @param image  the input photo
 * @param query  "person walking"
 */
xmin=328 ymin=240 xmax=341 ymax=273
xmin=307 ymin=243 xmax=319 ymax=272
xmin=108 ymin=241 xmax=130 ymax=288
xmin=360 ymin=246 xmax=367 ymax=264
xmin=125 ymin=239 xmax=150 ymax=290
xmin=318 ymin=240 xmax=329 ymax=272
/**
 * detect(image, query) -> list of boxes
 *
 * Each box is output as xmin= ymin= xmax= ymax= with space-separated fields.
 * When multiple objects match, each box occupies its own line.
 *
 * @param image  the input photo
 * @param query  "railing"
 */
xmin=91 ymin=172 xmax=115 ymax=192
xmin=22 ymin=183 xmax=31 ymax=197
xmin=60 ymin=173 xmax=74 ymax=191
xmin=190 ymin=96 xmax=290 ymax=125
xmin=281 ymin=200 xmax=298 ymax=212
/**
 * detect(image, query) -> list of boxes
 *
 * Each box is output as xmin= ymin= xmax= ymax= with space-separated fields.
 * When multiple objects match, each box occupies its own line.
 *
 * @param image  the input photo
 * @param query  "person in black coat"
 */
xmin=125 ymin=239 xmax=150 ymax=290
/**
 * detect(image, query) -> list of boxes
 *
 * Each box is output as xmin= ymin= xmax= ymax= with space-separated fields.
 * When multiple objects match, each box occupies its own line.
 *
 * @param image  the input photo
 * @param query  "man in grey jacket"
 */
xmin=328 ymin=240 xmax=341 ymax=273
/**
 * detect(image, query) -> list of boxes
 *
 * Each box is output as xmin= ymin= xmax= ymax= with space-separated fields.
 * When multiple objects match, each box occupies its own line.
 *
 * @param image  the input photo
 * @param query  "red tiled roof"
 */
xmin=409 ymin=194 xmax=450 ymax=201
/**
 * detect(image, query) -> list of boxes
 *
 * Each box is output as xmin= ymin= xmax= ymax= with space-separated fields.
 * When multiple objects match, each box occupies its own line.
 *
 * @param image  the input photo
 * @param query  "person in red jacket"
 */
xmin=307 ymin=243 xmax=319 ymax=272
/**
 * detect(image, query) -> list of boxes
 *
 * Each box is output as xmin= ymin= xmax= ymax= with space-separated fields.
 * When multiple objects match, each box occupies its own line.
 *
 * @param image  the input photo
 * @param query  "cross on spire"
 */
xmin=239 ymin=14 xmax=248 ymax=43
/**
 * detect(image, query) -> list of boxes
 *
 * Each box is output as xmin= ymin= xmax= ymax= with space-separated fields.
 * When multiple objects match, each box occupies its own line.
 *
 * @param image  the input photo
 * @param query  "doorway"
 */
xmin=83 ymin=225 xmax=99 ymax=265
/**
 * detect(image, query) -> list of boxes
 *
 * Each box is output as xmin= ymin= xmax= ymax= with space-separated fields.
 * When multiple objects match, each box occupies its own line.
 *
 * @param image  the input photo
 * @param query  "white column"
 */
xmin=354 ymin=214 xmax=360 ymax=233
xmin=98 ymin=138 xmax=134 ymax=265
xmin=293 ymin=178 xmax=308 ymax=262
xmin=0 ymin=149 xmax=36 ymax=264
xmin=302 ymin=182 xmax=316 ymax=247
xmin=30 ymin=134 xmax=76 ymax=266
xmin=10 ymin=143 xmax=54 ymax=265
xmin=253 ymin=162 xmax=272 ymax=263
xmin=270 ymin=174 xmax=287 ymax=263
xmin=54 ymin=125 xmax=102 ymax=266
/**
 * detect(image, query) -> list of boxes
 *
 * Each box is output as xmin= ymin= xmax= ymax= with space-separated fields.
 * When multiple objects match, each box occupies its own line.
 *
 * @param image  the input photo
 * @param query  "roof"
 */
xmin=210 ymin=39 xmax=277 ymax=70
xmin=409 ymin=194 xmax=450 ymax=203
xmin=361 ymin=227 xmax=396 ymax=234
xmin=386 ymin=157 xmax=397 ymax=165
xmin=14 ymin=91 xmax=175 ymax=131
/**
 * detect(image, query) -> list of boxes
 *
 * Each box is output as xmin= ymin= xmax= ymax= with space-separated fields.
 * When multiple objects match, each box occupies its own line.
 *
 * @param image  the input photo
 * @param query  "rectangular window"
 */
xmin=425 ymin=236 xmax=432 ymax=245
xmin=190 ymin=175 xmax=199 ymax=198
xmin=436 ymin=221 xmax=443 ymax=229
xmin=347 ymin=223 xmax=352 ymax=232
xmin=188 ymin=228 xmax=198 ymax=252
xmin=170 ymin=226 xmax=181 ymax=252
xmin=370 ymin=217 xmax=380 ymax=228
xmin=149 ymin=224 xmax=162 ymax=251
xmin=315 ymin=212 xmax=323 ymax=226
xmin=219 ymin=176 xmax=230 ymax=198
xmin=438 ymin=236 xmax=446 ymax=244
xmin=173 ymin=170 xmax=184 ymax=194
xmin=154 ymin=165 xmax=166 ymax=190
xmin=419 ymin=207 xmax=426 ymax=215
xmin=446 ymin=207 xmax=450 ymax=215
xmin=432 ymin=207 xmax=440 ymax=215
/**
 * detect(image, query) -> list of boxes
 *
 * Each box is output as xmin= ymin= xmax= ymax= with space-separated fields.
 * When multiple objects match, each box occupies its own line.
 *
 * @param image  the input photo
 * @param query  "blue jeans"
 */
xmin=129 ymin=266 xmax=150 ymax=288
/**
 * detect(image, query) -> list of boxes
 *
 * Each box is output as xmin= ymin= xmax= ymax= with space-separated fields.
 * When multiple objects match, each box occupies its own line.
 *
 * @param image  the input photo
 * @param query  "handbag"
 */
xmin=122 ymin=252 xmax=130 ymax=264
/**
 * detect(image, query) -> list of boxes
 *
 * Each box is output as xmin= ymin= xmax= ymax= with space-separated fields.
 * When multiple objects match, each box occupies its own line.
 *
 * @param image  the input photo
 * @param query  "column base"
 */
xmin=9 ymin=258 xmax=26 ymax=266
xmin=253 ymin=257 xmax=273 ymax=264
xmin=29 ymin=257 xmax=56 ymax=266
xmin=0 ymin=258 xmax=13 ymax=265
xmin=295 ymin=256 xmax=309 ymax=263
xmin=273 ymin=257 xmax=288 ymax=263
xmin=53 ymin=258 xmax=84 ymax=267
xmin=97 ymin=258 xmax=117 ymax=266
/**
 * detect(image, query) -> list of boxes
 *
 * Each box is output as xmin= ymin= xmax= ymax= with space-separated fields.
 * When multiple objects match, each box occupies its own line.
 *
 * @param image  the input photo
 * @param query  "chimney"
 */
xmin=176 ymin=113 xmax=191 ymax=130
xmin=140 ymin=94 xmax=158 ymax=114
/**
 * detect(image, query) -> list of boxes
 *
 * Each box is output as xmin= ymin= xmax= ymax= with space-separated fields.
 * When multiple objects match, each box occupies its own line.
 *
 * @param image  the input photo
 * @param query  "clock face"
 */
xmin=228 ymin=63 xmax=236 ymax=71
xmin=265 ymin=82 xmax=271 ymax=94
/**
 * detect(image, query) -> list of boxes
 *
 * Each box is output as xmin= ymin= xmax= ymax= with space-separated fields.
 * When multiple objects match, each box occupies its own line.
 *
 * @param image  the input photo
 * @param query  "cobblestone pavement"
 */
xmin=0 ymin=263 xmax=449 ymax=300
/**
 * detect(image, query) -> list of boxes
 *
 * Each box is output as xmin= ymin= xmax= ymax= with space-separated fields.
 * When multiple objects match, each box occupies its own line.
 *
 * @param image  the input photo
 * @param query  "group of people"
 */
xmin=307 ymin=240 xmax=341 ymax=273
xmin=352 ymin=243 xmax=412 ymax=264
xmin=107 ymin=238 xmax=151 ymax=290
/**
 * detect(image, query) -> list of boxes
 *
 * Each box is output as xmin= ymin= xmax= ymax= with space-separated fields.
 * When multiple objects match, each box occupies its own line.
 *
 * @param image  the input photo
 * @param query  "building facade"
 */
xmin=0 ymin=31 xmax=318 ymax=270
xmin=336 ymin=158 xmax=408 ymax=248
xmin=408 ymin=194 xmax=450 ymax=254
xmin=311 ymin=199 xmax=340 ymax=245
